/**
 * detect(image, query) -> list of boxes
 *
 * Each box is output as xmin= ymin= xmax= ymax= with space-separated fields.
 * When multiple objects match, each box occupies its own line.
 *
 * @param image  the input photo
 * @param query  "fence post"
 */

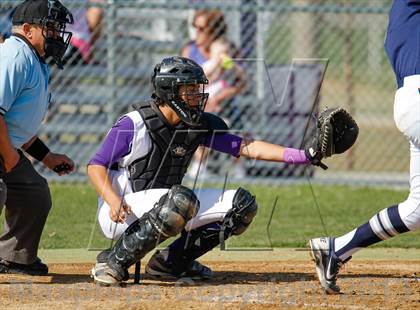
xmin=256 ymin=3 xmax=267 ymax=129
xmin=240 ymin=0 xmax=257 ymax=85
xmin=106 ymin=0 xmax=117 ymax=126
xmin=343 ymin=5 xmax=355 ymax=170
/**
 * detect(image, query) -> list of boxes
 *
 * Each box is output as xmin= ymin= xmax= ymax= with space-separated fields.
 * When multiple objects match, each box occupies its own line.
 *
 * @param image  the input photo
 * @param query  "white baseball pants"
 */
xmin=393 ymin=75 xmax=420 ymax=231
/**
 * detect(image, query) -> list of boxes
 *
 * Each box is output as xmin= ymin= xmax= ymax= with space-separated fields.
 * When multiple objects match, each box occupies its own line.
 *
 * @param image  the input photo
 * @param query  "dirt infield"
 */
xmin=0 ymin=260 xmax=418 ymax=310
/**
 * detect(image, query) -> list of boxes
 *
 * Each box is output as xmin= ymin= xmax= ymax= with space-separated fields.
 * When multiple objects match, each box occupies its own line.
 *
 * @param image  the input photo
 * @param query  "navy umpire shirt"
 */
xmin=384 ymin=0 xmax=420 ymax=88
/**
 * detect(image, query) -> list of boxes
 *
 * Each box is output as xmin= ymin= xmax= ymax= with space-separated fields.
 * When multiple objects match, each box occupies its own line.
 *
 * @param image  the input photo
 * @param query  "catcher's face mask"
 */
xmin=174 ymin=83 xmax=209 ymax=126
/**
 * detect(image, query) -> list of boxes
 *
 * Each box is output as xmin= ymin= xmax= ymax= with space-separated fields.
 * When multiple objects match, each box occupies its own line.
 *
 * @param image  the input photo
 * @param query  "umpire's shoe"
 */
xmin=308 ymin=237 xmax=346 ymax=294
xmin=0 ymin=257 xmax=48 ymax=276
xmin=145 ymin=250 xmax=213 ymax=280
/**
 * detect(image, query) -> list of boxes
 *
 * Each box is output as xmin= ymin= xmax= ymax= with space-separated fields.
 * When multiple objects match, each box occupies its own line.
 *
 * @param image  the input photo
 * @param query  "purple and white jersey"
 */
xmin=89 ymin=111 xmax=243 ymax=169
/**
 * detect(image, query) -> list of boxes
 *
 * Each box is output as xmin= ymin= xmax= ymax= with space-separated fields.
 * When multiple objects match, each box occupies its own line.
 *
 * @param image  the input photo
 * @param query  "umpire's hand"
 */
xmin=1 ymin=149 xmax=20 ymax=174
xmin=42 ymin=152 xmax=75 ymax=176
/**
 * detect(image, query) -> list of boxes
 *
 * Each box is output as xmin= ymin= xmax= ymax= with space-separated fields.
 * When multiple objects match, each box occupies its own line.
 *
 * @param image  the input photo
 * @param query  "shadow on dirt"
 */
xmin=0 ymin=271 xmax=412 ymax=286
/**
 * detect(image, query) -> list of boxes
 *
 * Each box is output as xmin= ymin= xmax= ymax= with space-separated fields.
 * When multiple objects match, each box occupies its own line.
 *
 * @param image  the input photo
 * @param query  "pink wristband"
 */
xmin=283 ymin=148 xmax=310 ymax=165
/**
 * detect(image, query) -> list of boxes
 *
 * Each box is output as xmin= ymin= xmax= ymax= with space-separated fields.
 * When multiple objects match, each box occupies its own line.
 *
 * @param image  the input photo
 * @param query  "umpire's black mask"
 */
xmin=12 ymin=0 xmax=74 ymax=69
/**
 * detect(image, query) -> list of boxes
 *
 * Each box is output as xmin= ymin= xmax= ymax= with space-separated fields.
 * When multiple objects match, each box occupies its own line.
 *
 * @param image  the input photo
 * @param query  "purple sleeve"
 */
xmin=88 ymin=116 xmax=134 ymax=167
xmin=283 ymin=148 xmax=310 ymax=164
xmin=204 ymin=133 xmax=243 ymax=158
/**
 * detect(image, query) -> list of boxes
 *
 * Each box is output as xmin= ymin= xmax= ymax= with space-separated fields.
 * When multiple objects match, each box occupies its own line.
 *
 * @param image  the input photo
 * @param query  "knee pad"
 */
xmin=224 ymin=187 xmax=258 ymax=236
xmin=161 ymin=188 xmax=257 ymax=272
xmin=158 ymin=189 xmax=257 ymax=273
xmin=107 ymin=185 xmax=199 ymax=275
xmin=154 ymin=184 xmax=200 ymax=237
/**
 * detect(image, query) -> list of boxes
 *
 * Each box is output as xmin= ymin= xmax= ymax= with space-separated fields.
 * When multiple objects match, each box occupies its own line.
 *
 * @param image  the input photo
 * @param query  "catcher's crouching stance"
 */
xmin=89 ymin=56 xmax=358 ymax=286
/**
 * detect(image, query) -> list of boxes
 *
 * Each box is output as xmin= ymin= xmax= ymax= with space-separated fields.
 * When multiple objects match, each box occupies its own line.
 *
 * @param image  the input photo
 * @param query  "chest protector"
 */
xmin=129 ymin=101 xmax=227 ymax=192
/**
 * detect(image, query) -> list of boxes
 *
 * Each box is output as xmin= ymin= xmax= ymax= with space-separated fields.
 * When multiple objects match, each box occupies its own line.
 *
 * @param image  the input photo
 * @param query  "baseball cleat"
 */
xmin=308 ymin=237 xmax=344 ymax=294
xmin=90 ymin=262 xmax=126 ymax=286
xmin=0 ymin=257 xmax=48 ymax=276
xmin=145 ymin=250 xmax=213 ymax=280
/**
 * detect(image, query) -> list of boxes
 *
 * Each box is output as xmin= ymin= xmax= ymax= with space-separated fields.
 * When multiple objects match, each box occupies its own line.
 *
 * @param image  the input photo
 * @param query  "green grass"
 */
xmin=231 ymin=184 xmax=419 ymax=249
xmin=1 ymin=183 xmax=418 ymax=249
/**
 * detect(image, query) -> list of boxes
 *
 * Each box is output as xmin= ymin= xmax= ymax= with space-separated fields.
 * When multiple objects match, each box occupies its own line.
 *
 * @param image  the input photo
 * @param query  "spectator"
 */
xmin=182 ymin=10 xmax=246 ymax=178
xmin=182 ymin=10 xmax=245 ymax=113
xmin=62 ymin=0 xmax=104 ymax=66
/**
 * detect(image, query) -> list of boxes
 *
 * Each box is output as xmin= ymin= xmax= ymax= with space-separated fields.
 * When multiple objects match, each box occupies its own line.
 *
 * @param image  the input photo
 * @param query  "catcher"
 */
xmin=89 ymin=56 xmax=358 ymax=285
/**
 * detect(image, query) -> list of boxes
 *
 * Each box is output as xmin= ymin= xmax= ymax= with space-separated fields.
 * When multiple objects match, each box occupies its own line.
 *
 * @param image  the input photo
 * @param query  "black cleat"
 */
xmin=0 ymin=257 xmax=48 ymax=276
xmin=145 ymin=250 xmax=213 ymax=280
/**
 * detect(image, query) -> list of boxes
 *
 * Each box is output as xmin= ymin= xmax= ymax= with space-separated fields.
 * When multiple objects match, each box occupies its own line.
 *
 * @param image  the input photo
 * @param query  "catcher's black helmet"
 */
xmin=152 ymin=56 xmax=209 ymax=127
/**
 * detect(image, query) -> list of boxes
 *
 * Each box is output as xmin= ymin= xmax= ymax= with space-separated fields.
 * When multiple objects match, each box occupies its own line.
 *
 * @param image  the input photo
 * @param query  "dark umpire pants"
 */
xmin=0 ymin=179 xmax=6 ymax=211
xmin=0 ymin=152 xmax=51 ymax=264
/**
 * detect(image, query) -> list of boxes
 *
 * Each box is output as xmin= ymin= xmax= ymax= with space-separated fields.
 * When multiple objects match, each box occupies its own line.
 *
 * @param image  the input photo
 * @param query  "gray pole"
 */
xmin=106 ymin=0 xmax=117 ymax=126
xmin=256 ymin=1 xmax=266 ymax=131
xmin=291 ymin=0 xmax=315 ymax=59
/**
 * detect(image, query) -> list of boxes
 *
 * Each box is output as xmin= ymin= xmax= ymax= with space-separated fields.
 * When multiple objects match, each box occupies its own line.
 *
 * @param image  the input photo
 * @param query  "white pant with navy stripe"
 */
xmin=393 ymin=75 xmax=420 ymax=232
xmin=334 ymin=77 xmax=420 ymax=260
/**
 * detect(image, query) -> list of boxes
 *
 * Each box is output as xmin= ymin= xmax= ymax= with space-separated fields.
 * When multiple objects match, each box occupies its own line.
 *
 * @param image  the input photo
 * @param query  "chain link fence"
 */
xmin=1 ymin=0 xmax=406 ymax=186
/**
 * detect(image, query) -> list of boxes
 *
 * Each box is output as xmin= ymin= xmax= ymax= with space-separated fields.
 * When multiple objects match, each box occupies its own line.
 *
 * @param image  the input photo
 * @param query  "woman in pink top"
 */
xmin=62 ymin=0 xmax=103 ymax=65
xmin=182 ymin=10 xmax=246 ymax=178
xmin=181 ymin=10 xmax=245 ymax=113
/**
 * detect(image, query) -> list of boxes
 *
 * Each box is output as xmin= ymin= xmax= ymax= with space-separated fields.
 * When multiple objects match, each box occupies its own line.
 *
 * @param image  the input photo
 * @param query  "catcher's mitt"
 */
xmin=306 ymin=107 xmax=359 ymax=170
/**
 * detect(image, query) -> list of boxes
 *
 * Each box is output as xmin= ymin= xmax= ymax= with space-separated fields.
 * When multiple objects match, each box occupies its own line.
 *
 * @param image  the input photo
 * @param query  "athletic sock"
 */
xmin=334 ymin=205 xmax=410 ymax=261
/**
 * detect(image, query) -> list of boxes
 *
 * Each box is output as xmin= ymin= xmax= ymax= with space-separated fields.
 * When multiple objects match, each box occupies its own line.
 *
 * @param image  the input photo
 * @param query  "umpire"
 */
xmin=0 ymin=0 xmax=74 ymax=275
